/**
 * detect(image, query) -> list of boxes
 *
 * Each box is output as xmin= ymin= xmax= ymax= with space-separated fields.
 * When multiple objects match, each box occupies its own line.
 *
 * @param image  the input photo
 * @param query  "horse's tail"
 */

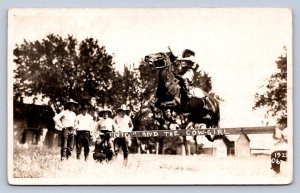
xmin=205 ymin=93 xmax=221 ymax=128
xmin=214 ymin=104 xmax=220 ymax=128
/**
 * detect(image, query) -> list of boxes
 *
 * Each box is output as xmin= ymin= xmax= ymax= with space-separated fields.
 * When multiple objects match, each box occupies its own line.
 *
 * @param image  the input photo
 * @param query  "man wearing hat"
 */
xmin=94 ymin=107 xmax=118 ymax=157
xmin=53 ymin=99 xmax=78 ymax=161
xmin=75 ymin=104 xmax=94 ymax=161
xmin=175 ymin=49 xmax=199 ymax=101
xmin=114 ymin=104 xmax=133 ymax=163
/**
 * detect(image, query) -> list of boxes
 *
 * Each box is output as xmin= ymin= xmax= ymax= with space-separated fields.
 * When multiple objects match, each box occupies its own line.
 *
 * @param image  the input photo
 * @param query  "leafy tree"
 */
xmin=13 ymin=34 xmax=115 ymax=112
xmin=76 ymin=38 xmax=115 ymax=108
xmin=253 ymin=48 xmax=287 ymax=125
xmin=112 ymin=61 xmax=157 ymax=130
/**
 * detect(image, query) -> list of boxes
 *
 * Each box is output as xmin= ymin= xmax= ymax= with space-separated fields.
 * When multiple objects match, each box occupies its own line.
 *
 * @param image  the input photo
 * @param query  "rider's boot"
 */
xmin=174 ymin=96 xmax=181 ymax=105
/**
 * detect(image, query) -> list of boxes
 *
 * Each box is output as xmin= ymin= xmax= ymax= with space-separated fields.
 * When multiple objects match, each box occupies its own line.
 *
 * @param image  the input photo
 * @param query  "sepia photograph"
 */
xmin=7 ymin=8 xmax=293 ymax=185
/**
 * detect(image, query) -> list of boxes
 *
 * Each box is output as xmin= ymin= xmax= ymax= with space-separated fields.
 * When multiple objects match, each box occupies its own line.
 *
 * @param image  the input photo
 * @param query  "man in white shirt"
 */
xmin=53 ymin=99 xmax=78 ymax=161
xmin=75 ymin=104 xmax=94 ymax=161
xmin=114 ymin=104 xmax=133 ymax=162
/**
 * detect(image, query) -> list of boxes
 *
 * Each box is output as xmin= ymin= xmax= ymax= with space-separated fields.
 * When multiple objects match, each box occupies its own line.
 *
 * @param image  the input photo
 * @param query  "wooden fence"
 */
xmin=109 ymin=126 xmax=275 ymax=138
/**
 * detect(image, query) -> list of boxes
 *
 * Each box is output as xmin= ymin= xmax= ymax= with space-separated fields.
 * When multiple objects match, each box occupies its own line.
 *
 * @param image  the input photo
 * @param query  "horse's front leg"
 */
xmin=160 ymin=100 xmax=178 ymax=108
xmin=194 ymin=136 xmax=199 ymax=155
xmin=160 ymin=96 xmax=181 ymax=108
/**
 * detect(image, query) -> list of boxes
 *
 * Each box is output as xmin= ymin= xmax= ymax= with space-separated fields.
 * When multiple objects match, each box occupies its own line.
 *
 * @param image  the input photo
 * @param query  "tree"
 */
xmin=76 ymin=37 xmax=115 ymax=108
xmin=253 ymin=48 xmax=287 ymax=125
xmin=110 ymin=61 xmax=157 ymax=130
xmin=13 ymin=34 xmax=116 ymax=112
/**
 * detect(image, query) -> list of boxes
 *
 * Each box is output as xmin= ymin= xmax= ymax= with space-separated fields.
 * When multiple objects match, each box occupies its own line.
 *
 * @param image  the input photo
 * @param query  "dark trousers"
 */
xmin=98 ymin=131 xmax=114 ymax=150
xmin=271 ymin=150 xmax=287 ymax=173
xmin=115 ymin=137 xmax=130 ymax=160
xmin=61 ymin=127 xmax=75 ymax=160
xmin=76 ymin=130 xmax=91 ymax=160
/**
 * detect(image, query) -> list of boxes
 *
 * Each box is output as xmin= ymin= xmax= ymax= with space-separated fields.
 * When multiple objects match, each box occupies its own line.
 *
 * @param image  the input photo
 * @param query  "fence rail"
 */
xmin=109 ymin=126 xmax=275 ymax=138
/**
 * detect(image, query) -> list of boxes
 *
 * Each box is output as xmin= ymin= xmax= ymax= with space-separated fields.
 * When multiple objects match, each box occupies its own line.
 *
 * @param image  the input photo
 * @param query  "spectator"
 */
xmin=53 ymin=99 xmax=78 ymax=161
xmin=75 ymin=104 xmax=94 ymax=161
xmin=94 ymin=107 xmax=118 ymax=156
xmin=114 ymin=104 xmax=133 ymax=164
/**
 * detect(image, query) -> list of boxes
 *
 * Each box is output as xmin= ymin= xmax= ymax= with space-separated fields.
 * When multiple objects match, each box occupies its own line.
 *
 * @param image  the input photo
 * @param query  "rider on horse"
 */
xmin=145 ymin=48 xmax=221 ymax=142
xmin=176 ymin=50 xmax=196 ymax=97
xmin=175 ymin=49 xmax=200 ymax=109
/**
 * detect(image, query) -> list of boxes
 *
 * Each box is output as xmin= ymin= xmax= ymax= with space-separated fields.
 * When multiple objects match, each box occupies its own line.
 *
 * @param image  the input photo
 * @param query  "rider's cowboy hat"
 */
xmin=177 ymin=56 xmax=195 ymax=67
xmin=182 ymin=49 xmax=195 ymax=57
xmin=117 ymin=104 xmax=130 ymax=112
xmin=98 ymin=106 xmax=112 ymax=116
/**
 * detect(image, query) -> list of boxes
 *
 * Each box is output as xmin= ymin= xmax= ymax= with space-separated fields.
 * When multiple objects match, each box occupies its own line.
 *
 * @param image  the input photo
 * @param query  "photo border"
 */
xmin=1 ymin=0 xmax=299 ymax=192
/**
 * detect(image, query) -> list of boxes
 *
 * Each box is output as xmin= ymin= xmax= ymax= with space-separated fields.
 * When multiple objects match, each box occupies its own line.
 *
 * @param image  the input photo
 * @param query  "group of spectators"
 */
xmin=53 ymin=100 xmax=133 ymax=163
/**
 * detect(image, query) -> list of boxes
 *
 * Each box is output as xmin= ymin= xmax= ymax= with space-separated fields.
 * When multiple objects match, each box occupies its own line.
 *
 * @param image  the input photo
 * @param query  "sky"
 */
xmin=8 ymin=8 xmax=292 ymax=127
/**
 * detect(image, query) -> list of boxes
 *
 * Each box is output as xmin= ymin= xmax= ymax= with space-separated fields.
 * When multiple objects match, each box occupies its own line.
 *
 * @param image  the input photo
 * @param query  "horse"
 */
xmin=144 ymin=50 xmax=221 ymax=143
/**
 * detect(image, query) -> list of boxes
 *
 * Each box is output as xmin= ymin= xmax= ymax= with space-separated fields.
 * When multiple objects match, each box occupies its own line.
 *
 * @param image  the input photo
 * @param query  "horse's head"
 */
xmin=144 ymin=52 xmax=168 ymax=70
xmin=144 ymin=52 xmax=177 ymax=70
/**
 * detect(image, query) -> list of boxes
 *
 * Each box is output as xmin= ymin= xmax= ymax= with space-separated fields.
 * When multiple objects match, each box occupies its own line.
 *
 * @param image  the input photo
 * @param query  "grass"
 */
xmin=10 ymin=145 xmax=292 ymax=185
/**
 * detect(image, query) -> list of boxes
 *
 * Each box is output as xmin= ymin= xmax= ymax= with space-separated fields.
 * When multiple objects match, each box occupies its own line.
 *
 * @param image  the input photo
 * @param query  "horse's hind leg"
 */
xmin=200 ymin=119 xmax=215 ymax=142
xmin=205 ymin=135 xmax=215 ymax=142
xmin=194 ymin=136 xmax=199 ymax=154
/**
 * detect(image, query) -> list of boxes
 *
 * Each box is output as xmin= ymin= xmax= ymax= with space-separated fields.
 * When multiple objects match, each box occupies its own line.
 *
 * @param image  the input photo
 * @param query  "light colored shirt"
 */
xmin=181 ymin=69 xmax=194 ymax=83
xmin=75 ymin=113 xmax=94 ymax=131
xmin=114 ymin=115 xmax=133 ymax=132
xmin=53 ymin=109 xmax=76 ymax=130
xmin=95 ymin=117 xmax=117 ymax=132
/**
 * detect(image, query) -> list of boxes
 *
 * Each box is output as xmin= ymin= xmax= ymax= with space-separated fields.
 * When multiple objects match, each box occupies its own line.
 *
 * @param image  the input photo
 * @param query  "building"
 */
xmin=226 ymin=134 xmax=251 ymax=157
xmin=197 ymin=134 xmax=251 ymax=157
xmin=248 ymin=134 xmax=273 ymax=155
xmin=13 ymin=101 xmax=56 ymax=147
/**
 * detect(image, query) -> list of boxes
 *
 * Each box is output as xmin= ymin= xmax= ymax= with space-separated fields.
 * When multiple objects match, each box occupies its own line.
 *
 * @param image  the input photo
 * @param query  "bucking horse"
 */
xmin=144 ymin=48 xmax=221 ymax=144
